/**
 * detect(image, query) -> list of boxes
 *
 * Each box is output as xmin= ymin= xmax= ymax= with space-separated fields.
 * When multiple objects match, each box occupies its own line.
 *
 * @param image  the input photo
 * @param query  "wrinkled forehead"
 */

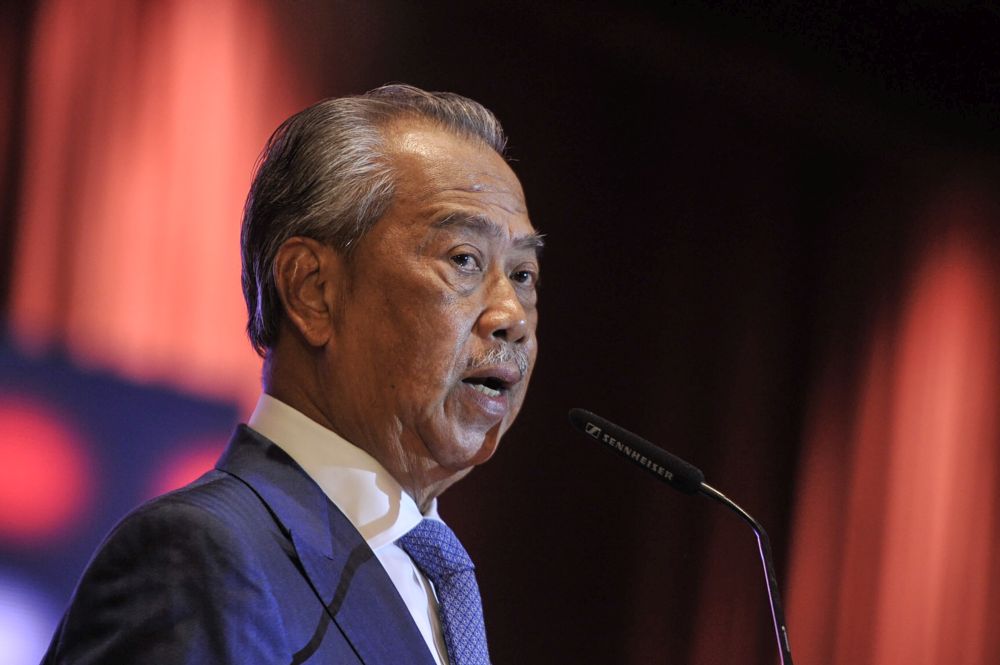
xmin=385 ymin=120 xmax=527 ymax=203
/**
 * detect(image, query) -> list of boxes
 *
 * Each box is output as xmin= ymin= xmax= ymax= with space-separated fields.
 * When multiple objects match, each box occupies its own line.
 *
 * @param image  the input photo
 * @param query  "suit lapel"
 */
xmin=217 ymin=426 xmax=437 ymax=665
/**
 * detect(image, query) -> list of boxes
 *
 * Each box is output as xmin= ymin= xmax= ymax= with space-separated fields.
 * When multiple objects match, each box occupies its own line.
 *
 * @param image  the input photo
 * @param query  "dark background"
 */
xmin=3 ymin=2 xmax=1000 ymax=663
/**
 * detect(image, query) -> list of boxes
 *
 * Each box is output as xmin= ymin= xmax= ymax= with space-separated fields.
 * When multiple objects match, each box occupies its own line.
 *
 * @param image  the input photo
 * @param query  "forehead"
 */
xmin=382 ymin=120 xmax=535 ymax=241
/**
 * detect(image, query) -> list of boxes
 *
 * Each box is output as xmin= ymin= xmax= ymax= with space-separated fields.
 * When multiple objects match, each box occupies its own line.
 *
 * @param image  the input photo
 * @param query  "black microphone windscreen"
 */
xmin=568 ymin=408 xmax=705 ymax=494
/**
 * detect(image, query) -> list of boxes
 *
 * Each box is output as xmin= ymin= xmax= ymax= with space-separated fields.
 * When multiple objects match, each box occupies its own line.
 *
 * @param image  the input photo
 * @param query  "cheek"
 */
xmin=386 ymin=304 xmax=473 ymax=400
xmin=354 ymin=262 xmax=481 ymax=401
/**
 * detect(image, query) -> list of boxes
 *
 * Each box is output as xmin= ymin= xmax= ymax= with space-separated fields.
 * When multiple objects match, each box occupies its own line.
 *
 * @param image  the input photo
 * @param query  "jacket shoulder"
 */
xmin=127 ymin=468 xmax=285 ymax=541
xmin=44 ymin=471 xmax=294 ymax=664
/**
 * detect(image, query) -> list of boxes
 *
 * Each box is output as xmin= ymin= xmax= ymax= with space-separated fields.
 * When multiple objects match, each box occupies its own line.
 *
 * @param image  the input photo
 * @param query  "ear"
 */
xmin=272 ymin=236 xmax=342 ymax=348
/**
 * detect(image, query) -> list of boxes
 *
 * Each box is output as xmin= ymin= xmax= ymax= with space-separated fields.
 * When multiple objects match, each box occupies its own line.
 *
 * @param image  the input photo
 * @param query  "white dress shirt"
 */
xmin=247 ymin=394 xmax=449 ymax=665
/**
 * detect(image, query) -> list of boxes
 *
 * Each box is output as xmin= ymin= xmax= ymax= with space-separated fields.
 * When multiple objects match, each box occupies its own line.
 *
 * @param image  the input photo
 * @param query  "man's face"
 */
xmin=323 ymin=120 xmax=540 ymax=493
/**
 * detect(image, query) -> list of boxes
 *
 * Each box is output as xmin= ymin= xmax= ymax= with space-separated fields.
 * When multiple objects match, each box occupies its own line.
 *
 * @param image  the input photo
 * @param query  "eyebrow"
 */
xmin=433 ymin=212 xmax=545 ymax=254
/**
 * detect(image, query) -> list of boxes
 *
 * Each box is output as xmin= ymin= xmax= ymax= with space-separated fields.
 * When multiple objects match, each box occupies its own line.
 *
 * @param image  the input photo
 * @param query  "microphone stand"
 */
xmin=698 ymin=482 xmax=794 ymax=665
xmin=566 ymin=408 xmax=794 ymax=663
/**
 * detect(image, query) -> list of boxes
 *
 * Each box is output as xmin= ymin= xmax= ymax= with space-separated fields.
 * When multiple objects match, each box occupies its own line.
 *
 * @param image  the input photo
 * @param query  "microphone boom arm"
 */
xmin=567 ymin=408 xmax=794 ymax=665
xmin=698 ymin=482 xmax=793 ymax=665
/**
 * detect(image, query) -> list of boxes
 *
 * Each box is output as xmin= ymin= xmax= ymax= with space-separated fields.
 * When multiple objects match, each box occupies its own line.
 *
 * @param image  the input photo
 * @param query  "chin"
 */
xmin=435 ymin=424 xmax=505 ymax=471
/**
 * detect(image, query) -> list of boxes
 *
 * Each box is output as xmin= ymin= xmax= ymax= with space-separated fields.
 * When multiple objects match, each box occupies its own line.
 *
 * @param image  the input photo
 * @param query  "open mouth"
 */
xmin=462 ymin=376 xmax=508 ymax=398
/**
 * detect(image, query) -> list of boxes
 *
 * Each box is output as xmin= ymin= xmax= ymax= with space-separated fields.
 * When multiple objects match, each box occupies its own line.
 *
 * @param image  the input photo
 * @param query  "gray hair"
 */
xmin=240 ymin=84 xmax=508 ymax=356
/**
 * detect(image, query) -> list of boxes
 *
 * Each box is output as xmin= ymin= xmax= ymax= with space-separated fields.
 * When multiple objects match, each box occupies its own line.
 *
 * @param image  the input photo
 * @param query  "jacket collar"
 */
xmin=217 ymin=425 xmax=437 ymax=665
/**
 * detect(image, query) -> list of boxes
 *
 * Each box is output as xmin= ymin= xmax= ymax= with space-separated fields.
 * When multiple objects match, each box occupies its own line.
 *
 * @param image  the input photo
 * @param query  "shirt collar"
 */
xmin=247 ymin=393 xmax=438 ymax=551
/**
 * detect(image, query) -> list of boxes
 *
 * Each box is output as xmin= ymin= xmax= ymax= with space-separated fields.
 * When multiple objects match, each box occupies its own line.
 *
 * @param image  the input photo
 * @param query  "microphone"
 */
xmin=567 ymin=408 xmax=704 ymax=493
xmin=567 ymin=408 xmax=794 ymax=665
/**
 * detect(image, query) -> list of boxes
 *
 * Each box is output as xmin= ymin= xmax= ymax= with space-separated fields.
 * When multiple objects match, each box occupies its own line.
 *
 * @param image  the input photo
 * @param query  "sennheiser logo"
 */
xmin=584 ymin=422 xmax=602 ymax=439
xmin=599 ymin=431 xmax=675 ymax=481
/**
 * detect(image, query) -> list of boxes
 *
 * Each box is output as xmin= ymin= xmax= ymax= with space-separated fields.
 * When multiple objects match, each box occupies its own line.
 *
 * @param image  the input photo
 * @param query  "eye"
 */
xmin=450 ymin=252 xmax=482 ymax=272
xmin=510 ymin=267 xmax=539 ymax=287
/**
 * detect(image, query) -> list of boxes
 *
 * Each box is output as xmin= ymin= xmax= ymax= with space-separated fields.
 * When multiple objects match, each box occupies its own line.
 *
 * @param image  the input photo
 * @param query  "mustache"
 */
xmin=467 ymin=345 xmax=531 ymax=377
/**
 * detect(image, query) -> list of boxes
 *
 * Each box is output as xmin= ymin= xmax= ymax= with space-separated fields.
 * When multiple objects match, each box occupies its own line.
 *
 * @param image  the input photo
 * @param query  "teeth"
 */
xmin=470 ymin=382 xmax=502 ymax=398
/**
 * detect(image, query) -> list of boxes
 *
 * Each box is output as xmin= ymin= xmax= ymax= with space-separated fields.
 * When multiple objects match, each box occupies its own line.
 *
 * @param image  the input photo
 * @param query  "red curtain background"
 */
xmin=2 ymin=2 xmax=1000 ymax=663
xmin=9 ymin=0 xmax=308 ymax=406
xmin=788 ymin=182 xmax=1000 ymax=664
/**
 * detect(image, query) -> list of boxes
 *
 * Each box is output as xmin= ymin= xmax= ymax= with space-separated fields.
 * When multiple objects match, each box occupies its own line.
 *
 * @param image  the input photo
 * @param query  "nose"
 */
xmin=476 ymin=274 xmax=531 ymax=344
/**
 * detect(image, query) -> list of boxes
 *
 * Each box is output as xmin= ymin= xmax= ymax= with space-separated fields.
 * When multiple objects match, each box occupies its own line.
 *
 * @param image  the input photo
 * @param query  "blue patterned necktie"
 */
xmin=397 ymin=519 xmax=491 ymax=665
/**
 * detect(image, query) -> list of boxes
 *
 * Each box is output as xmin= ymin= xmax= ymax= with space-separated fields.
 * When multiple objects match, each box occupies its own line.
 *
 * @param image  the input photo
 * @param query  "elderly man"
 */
xmin=43 ymin=84 xmax=540 ymax=665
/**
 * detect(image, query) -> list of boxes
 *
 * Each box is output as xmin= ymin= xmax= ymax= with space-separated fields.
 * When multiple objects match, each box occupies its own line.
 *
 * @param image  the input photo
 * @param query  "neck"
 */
xmin=263 ymin=349 xmax=467 ymax=514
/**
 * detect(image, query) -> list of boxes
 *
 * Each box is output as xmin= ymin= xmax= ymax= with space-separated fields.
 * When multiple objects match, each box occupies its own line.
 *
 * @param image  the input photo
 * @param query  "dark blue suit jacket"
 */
xmin=43 ymin=425 xmax=438 ymax=664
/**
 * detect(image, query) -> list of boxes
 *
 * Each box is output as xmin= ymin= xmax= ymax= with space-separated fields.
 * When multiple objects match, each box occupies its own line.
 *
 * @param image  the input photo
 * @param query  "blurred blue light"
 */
xmin=0 ymin=570 xmax=59 ymax=665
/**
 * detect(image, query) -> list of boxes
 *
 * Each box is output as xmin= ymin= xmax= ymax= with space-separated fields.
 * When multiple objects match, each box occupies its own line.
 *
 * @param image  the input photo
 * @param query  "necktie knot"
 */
xmin=398 ymin=519 xmax=491 ymax=665
xmin=398 ymin=518 xmax=475 ymax=581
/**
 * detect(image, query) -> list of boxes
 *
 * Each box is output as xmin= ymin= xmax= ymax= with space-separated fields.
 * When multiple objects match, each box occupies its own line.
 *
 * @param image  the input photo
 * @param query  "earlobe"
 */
xmin=272 ymin=237 xmax=340 ymax=348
